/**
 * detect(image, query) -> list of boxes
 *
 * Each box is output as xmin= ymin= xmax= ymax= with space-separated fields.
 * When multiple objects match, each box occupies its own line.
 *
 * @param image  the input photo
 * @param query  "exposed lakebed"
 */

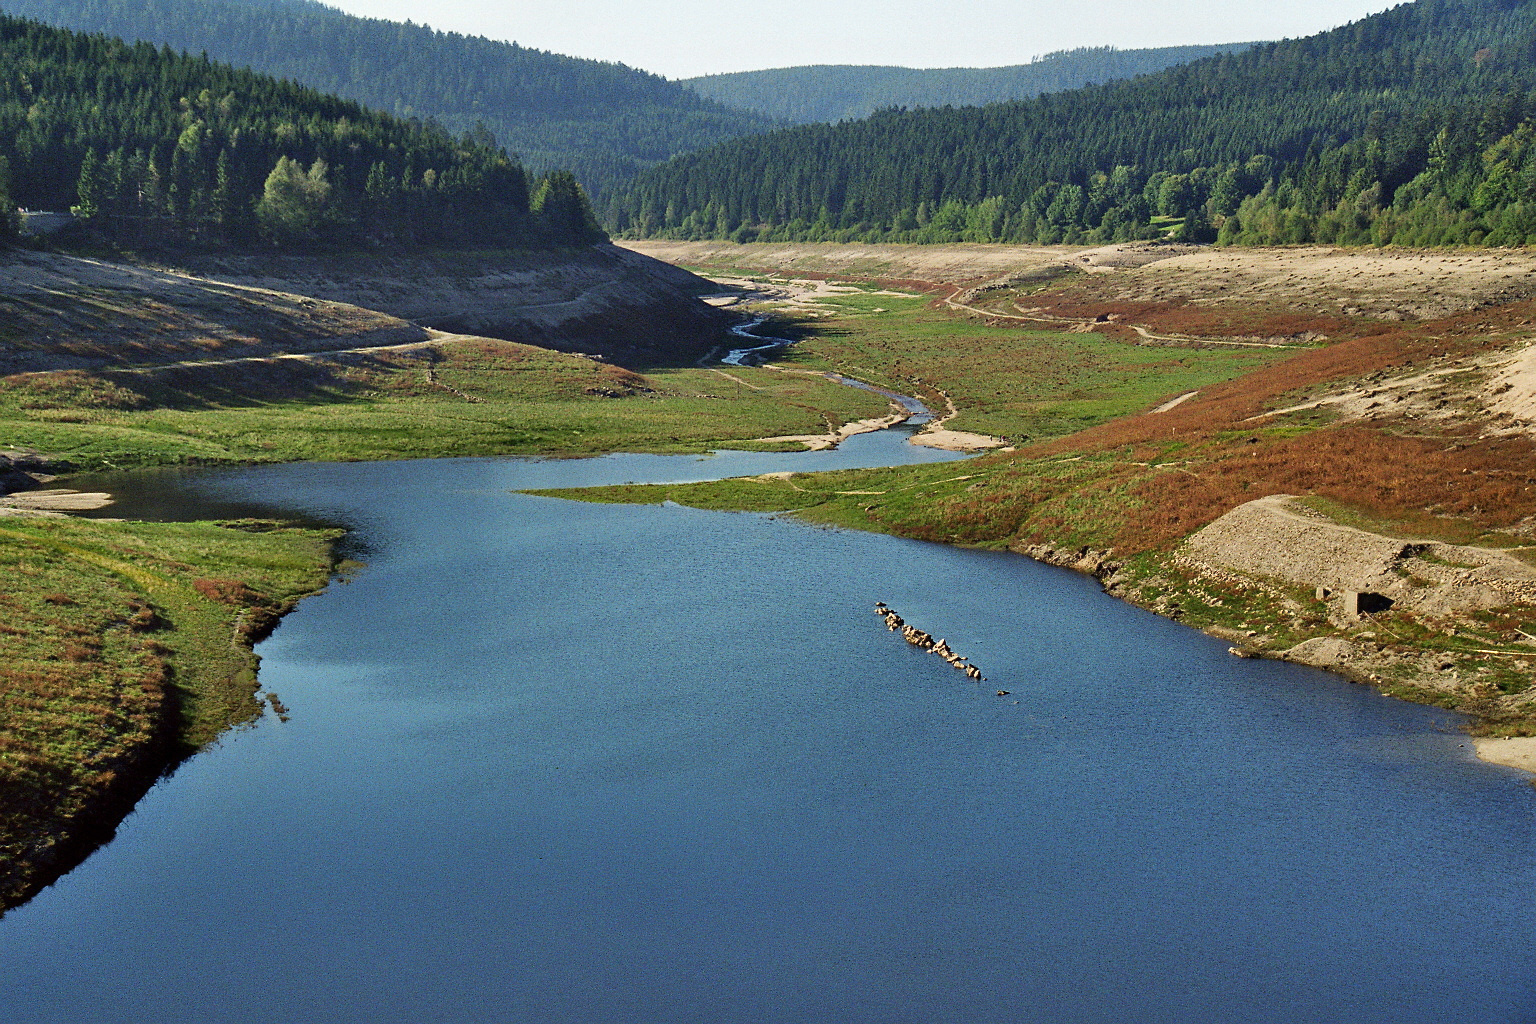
xmin=4 ymin=423 xmax=1536 ymax=1022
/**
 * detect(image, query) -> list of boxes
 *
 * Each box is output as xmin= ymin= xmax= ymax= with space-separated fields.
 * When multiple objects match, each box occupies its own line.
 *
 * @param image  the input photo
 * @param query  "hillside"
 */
xmin=0 ymin=13 xmax=611 ymax=249
xmin=0 ymin=0 xmax=779 ymax=195
xmin=681 ymin=45 xmax=1258 ymax=124
xmin=608 ymin=0 xmax=1536 ymax=248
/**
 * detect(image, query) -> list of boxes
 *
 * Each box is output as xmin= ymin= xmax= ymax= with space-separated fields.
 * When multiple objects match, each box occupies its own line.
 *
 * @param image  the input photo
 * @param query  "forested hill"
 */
xmin=609 ymin=0 xmax=1536 ymax=249
xmin=0 ymin=14 xmax=607 ymax=249
xmin=681 ymin=45 xmax=1258 ymax=124
xmin=0 ymin=0 xmax=779 ymax=195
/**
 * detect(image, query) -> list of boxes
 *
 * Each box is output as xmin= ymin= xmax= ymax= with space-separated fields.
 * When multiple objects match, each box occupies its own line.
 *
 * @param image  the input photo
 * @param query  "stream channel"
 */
xmin=3 ymin=356 xmax=1535 ymax=1021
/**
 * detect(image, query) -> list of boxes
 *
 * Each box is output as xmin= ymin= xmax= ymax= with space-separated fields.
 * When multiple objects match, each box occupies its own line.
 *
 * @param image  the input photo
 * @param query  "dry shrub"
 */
xmin=125 ymin=601 xmax=163 ymax=632
xmin=191 ymin=578 xmax=264 ymax=607
xmin=62 ymin=642 xmax=99 ymax=663
xmin=1111 ymin=425 xmax=1536 ymax=554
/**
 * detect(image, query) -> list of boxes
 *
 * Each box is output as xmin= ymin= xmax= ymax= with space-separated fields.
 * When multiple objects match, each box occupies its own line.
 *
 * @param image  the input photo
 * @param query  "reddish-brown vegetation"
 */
xmin=192 ymin=577 xmax=264 ymax=606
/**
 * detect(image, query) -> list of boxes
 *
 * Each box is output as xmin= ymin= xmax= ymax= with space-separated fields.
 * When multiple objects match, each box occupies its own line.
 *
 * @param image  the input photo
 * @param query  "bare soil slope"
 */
xmin=626 ymin=239 xmax=1536 ymax=324
xmin=174 ymin=244 xmax=731 ymax=365
xmin=0 ymin=249 xmax=423 ymax=374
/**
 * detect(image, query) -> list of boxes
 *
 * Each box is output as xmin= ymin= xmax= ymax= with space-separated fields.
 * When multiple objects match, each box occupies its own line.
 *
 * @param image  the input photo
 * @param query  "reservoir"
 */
xmin=3 ymin=422 xmax=1535 ymax=1022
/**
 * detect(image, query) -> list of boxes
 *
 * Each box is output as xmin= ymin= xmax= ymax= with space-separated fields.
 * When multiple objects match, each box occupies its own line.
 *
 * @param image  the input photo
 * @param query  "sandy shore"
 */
xmin=0 ymin=489 xmax=114 ymax=514
xmin=910 ymin=394 xmax=1008 ymax=452
xmin=910 ymin=427 xmax=1009 ymax=451
xmin=749 ymin=408 xmax=911 ymax=450
xmin=1475 ymin=737 xmax=1536 ymax=776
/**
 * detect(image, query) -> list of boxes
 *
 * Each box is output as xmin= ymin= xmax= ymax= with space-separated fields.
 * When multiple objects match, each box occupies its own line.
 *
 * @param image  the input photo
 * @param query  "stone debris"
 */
xmin=875 ymin=603 xmax=990 ymax=684
xmin=1180 ymin=494 xmax=1536 ymax=619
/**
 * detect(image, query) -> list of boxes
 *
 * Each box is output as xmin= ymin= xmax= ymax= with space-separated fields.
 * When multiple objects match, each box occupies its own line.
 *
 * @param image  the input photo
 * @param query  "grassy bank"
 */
xmin=0 ymin=514 xmax=338 ymax=913
xmin=754 ymin=290 xmax=1283 ymax=442
xmin=0 ymin=336 xmax=891 ymax=469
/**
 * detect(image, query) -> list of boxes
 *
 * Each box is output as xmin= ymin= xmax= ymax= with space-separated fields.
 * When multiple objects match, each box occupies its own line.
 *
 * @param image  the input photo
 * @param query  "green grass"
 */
xmin=769 ymin=292 xmax=1284 ymax=443
xmin=0 ymin=513 xmax=337 ymax=911
xmin=529 ymin=449 xmax=1128 ymax=548
xmin=530 ymin=289 xmax=1285 ymax=551
xmin=0 ymin=338 xmax=891 ymax=470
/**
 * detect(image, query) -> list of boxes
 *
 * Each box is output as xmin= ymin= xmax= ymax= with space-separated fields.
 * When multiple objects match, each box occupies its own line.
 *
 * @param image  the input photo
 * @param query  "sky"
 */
xmin=321 ymin=0 xmax=1404 ymax=79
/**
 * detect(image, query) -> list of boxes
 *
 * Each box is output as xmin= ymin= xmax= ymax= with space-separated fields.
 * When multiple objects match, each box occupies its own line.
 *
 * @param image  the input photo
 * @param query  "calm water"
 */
xmin=4 ymin=430 xmax=1536 ymax=1022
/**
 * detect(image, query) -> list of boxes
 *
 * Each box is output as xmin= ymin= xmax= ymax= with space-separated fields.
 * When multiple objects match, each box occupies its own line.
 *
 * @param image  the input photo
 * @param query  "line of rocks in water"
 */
xmin=874 ymin=602 xmax=1010 ymax=695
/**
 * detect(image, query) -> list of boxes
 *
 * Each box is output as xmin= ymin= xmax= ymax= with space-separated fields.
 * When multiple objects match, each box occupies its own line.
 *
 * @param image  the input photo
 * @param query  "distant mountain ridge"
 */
xmin=682 ymin=44 xmax=1260 ymax=124
xmin=0 ymin=0 xmax=781 ymax=195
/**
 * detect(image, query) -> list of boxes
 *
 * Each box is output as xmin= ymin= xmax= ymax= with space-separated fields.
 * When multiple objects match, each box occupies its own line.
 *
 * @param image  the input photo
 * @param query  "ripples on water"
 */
xmin=5 ymin=447 xmax=1536 ymax=1023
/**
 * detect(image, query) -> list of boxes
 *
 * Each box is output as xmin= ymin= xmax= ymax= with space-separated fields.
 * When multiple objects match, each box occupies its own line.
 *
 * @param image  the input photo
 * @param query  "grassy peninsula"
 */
xmin=0 ymin=513 xmax=337 ymax=910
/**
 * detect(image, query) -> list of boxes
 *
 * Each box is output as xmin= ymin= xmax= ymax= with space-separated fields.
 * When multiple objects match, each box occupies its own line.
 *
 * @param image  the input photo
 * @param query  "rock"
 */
xmin=1281 ymin=637 xmax=1360 ymax=669
xmin=0 ymin=454 xmax=55 ymax=495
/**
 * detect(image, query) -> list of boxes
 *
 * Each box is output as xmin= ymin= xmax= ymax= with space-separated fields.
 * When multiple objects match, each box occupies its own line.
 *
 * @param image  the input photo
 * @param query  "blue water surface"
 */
xmin=3 ymin=441 xmax=1534 ymax=1023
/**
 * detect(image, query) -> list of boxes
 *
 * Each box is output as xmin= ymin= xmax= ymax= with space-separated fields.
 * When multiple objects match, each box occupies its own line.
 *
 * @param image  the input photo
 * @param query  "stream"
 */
xmin=724 ymin=316 xmax=931 ymax=417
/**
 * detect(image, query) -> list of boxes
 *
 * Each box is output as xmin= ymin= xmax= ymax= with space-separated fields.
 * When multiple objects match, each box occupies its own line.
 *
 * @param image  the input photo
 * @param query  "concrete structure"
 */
xmin=17 ymin=211 xmax=76 ymax=237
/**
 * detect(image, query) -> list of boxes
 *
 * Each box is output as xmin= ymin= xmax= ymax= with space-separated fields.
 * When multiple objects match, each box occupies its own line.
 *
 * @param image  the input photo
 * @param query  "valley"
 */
xmin=4 ymin=0 xmax=1536 ymax=1009
xmin=8 ymin=232 xmax=1536 ymax=917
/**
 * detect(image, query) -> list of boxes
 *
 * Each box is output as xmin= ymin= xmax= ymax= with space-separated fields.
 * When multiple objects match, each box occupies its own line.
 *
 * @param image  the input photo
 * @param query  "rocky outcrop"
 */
xmin=0 ymin=453 xmax=60 ymax=495
xmin=1178 ymin=494 xmax=1536 ymax=619
xmin=1011 ymin=542 xmax=1121 ymax=579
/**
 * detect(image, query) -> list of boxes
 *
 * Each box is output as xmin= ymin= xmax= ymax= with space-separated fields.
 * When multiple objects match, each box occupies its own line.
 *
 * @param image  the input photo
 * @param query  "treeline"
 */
xmin=0 ymin=14 xmax=605 ymax=248
xmin=609 ymin=0 xmax=1536 ymax=248
xmin=681 ymin=44 xmax=1257 ymax=125
xmin=0 ymin=0 xmax=779 ymax=195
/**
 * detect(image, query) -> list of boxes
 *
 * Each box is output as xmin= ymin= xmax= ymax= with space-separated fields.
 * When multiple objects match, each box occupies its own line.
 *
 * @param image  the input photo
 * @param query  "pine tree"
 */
xmin=72 ymin=147 xmax=104 ymax=219
xmin=530 ymin=171 xmax=605 ymax=243
xmin=0 ymin=155 xmax=16 ymax=238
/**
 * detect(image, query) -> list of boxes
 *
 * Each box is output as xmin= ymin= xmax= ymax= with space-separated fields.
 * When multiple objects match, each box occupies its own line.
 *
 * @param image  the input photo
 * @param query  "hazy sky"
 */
xmin=322 ymin=0 xmax=1403 ymax=79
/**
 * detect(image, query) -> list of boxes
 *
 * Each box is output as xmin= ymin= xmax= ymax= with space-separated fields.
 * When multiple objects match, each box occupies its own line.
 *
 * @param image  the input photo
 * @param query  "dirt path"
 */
xmin=909 ymin=392 xmax=1008 ymax=451
xmin=3 ymin=330 xmax=497 ymax=378
xmin=1151 ymin=391 xmax=1201 ymax=414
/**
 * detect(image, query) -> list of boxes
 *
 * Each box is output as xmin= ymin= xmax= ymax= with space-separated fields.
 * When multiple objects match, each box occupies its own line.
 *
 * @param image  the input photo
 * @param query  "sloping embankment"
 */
xmin=172 ymin=244 xmax=732 ymax=366
xmin=0 ymin=244 xmax=732 ymax=375
xmin=0 ymin=249 xmax=425 ymax=374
